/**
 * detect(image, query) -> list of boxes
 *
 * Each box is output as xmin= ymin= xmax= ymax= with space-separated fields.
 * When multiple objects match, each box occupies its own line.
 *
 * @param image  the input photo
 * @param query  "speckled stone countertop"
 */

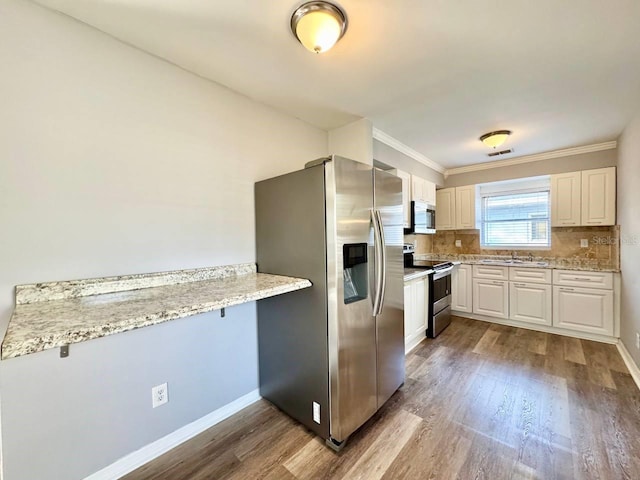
xmin=403 ymin=268 xmax=433 ymax=282
xmin=1 ymin=264 xmax=312 ymax=360
xmin=415 ymin=254 xmax=620 ymax=272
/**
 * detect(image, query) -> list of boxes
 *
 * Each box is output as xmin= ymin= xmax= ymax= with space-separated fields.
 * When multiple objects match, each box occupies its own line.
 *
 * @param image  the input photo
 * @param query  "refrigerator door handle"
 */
xmin=371 ymin=209 xmax=384 ymax=315
xmin=375 ymin=209 xmax=387 ymax=315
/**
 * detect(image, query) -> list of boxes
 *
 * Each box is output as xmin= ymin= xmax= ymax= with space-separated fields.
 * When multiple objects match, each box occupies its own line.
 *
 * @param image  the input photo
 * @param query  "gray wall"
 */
xmin=373 ymin=139 xmax=445 ymax=186
xmin=444 ymin=148 xmax=617 ymax=187
xmin=617 ymin=112 xmax=640 ymax=370
xmin=0 ymin=1 xmax=327 ymax=479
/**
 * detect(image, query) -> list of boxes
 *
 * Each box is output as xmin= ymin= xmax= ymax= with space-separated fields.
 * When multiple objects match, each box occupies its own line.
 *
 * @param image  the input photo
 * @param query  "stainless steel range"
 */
xmin=404 ymin=245 xmax=453 ymax=337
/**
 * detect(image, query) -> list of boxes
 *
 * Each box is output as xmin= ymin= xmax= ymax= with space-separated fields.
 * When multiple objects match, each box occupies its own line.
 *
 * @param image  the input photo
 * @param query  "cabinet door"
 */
xmin=411 ymin=176 xmax=424 ymax=202
xmin=455 ymin=185 xmax=476 ymax=229
xmin=391 ymin=169 xmax=411 ymax=228
xmin=581 ymin=167 xmax=616 ymax=226
xmin=473 ymin=279 xmax=509 ymax=319
xmin=436 ymin=188 xmax=456 ymax=230
xmin=404 ymin=279 xmax=427 ymax=351
xmin=510 ymin=282 xmax=552 ymax=326
xmin=551 ymin=171 xmax=581 ymax=227
xmin=452 ymin=265 xmax=473 ymax=313
xmin=403 ymin=282 xmax=414 ymax=342
xmin=553 ymin=286 xmax=614 ymax=336
xmin=424 ymin=180 xmax=437 ymax=205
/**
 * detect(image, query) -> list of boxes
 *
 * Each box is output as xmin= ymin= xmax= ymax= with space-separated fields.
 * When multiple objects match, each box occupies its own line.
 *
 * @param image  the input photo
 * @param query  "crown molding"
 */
xmin=445 ymin=141 xmax=617 ymax=177
xmin=372 ymin=128 xmax=446 ymax=174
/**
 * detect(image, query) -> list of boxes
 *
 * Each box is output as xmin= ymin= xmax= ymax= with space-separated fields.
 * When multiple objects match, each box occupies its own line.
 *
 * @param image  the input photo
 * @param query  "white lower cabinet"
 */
xmin=457 ymin=264 xmax=617 ymax=340
xmin=404 ymin=277 xmax=428 ymax=352
xmin=473 ymin=279 xmax=509 ymax=319
xmin=452 ymin=264 xmax=473 ymax=313
xmin=553 ymin=286 xmax=614 ymax=336
xmin=509 ymin=282 xmax=552 ymax=326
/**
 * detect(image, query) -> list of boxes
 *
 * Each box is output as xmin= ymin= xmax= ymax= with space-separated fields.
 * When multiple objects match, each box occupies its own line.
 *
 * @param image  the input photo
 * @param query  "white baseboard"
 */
xmin=617 ymin=341 xmax=640 ymax=392
xmin=85 ymin=389 xmax=261 ymax=480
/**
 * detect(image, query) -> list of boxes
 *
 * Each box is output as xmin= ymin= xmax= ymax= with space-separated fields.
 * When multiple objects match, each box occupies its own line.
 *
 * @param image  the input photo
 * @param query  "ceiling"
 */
xmin=33 ymin=0 xmax=640 ymax=169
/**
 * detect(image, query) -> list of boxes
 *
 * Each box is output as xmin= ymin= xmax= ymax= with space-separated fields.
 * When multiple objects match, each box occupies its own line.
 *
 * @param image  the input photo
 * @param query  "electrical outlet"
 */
xmin=313 ymin=402 xmax=321 ymax=424
xmin=636 ymin=332 xmax=640 ymax=350
xmin=455 ymin=240 xmax=462 ymax=248
xmin=152 ymin=383 xmax=169 ymax=408
xmin=580 ymin=239 xmax=589 ymax=248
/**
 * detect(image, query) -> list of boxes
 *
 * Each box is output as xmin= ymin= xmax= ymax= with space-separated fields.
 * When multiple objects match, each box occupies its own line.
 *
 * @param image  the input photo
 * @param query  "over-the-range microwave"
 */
xmin=408 ymin=200 xmax=436 ymax=234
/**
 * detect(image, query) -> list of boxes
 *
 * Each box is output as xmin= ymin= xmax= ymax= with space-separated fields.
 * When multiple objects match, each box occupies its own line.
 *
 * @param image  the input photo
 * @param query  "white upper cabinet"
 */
xmin=436 ymin=185 xmax=476 ymax=230
xmin=455 ymin=185 xmax=476 ymax=229
xmin=581 ymin=167 xmax=616 ymax=226
xmin=551 ymin=171 xmax=581 ymax=227
xmin=390 ymin=169 xmax=411 ymax=228
xmin=551 ymin=167 xmax=616 ymax=227
xmin=411 ymin=175 xmax=437 ymax=205
xmin=424 ymin=180 xmax=436 ymax=205
xmin=436 ymin=188 xmax=456 ymax=230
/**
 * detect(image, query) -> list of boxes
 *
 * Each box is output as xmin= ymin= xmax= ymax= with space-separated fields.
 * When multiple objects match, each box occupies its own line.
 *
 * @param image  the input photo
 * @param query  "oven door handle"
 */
xmin=433 ymin=266 xmax=453 ymax=279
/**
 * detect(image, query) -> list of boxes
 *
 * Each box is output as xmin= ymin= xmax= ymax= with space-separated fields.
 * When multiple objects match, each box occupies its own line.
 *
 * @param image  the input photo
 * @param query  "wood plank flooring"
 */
xmin=123 ymin=316 xmax=640 ymax=480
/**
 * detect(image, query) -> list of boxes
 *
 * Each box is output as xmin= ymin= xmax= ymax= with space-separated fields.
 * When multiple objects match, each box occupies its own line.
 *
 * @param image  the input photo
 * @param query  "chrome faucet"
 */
xmin=511 ymin=251 xmax=517 ymax=260
xmin=527 ymin=252 xmax=534 ymax=262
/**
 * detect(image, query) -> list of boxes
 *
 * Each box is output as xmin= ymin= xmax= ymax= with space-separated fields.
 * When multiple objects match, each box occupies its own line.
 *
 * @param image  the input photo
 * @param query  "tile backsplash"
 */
xmin=407 ymin=225 xmax=620 ymax=270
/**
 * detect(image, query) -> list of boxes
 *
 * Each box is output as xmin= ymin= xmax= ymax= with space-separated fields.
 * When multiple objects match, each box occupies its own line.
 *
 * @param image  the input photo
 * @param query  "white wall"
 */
xmin=328 ymin=118 xmax=373 ymax=165
xmin=444 ymin=148 xmax=617 ymax=187
xmin=373 ymin=139 xmax=445 ymax=186
xmin=0 ymin=1 xmax=327 ymax=479
xmin=617 ymin=111 xmax=640 ymax=369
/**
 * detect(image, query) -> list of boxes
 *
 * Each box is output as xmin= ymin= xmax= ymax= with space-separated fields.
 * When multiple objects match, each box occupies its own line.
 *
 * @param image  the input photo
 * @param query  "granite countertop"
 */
xmin=415 ymin=254 xmax=620 ymax=273
xmin=1 ymin=264 xmax=311 ymax=360
xmin=403 ymin=268 xmax=433 ymax=281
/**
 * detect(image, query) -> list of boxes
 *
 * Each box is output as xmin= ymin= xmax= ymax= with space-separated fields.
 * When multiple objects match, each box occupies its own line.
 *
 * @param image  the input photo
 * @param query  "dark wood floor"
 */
xmin=124 ymin=316 xmax=640 ymax=480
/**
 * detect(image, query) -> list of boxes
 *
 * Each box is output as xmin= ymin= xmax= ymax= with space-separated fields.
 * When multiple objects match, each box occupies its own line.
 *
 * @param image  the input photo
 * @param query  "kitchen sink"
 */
xmin=479 ymin=259 xmax=549 ymax=267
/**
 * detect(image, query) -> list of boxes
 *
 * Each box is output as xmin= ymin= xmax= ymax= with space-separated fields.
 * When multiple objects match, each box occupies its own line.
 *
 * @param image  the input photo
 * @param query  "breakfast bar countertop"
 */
xmin=1 ymin=263 xmax=312 ymax=360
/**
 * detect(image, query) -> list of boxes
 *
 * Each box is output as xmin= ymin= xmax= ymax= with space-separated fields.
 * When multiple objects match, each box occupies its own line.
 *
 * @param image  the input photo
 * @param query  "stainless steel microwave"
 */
xmin=411 ymin=200 xmax=436 ymax=234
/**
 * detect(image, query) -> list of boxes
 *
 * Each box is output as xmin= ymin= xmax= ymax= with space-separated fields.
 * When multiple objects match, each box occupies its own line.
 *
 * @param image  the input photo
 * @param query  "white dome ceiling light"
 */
xmin=480 ymin=130 xmax=512 ymax=149
xmin=290 ymin=1 xmax=348 ymax=54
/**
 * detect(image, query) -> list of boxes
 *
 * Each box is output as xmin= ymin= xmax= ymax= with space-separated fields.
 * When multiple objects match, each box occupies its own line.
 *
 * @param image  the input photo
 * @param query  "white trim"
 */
xmin=373 ymin=127 xmax=446 ymax=174
xmin=453 ymin=311 xmax=619 ymax=344
xmin=84 ymin=389 xmax=261 ymax=480
xmin=445 ymin=141 xmax=617 ymax=177
xmin=617 ymin=340 xmax=640 ymax=392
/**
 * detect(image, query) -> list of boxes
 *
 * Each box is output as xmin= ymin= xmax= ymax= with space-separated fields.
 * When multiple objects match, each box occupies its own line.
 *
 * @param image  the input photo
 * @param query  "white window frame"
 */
xmin=480 ymin=186 xmax=551 ymax=250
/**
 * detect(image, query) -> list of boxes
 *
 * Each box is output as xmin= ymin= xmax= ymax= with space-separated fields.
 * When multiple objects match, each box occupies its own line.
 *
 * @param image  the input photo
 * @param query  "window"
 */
xmin=480 ymin=187 xmax=550 ymax=249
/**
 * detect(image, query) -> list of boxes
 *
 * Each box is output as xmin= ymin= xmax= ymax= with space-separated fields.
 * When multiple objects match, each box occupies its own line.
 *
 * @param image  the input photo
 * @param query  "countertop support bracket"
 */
xmin=60 ymin=345 xmax=69 ymax=358
xmin=221 ymin=308 xmax=226 ymax=318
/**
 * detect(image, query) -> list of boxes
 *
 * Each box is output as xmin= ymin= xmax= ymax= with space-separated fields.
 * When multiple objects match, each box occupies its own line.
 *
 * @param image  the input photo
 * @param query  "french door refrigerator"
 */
xmin=255 ymin=155 xmax=404 ymax=450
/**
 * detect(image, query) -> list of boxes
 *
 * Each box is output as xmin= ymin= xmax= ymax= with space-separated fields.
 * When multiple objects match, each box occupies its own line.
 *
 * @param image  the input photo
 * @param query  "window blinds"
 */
xmin=481 ymin=190 xmax=550 ymax=248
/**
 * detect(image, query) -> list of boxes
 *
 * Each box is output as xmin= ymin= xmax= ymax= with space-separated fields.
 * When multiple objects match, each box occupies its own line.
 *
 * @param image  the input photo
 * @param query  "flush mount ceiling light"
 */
xmin=290 ymin=1 xmax=348 ymax=54
xmin=480 ymin=130 xmax=512 ymax=149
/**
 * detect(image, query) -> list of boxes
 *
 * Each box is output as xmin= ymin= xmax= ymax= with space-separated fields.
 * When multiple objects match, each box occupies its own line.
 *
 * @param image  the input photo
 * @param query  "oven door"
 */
xmin=411 ymin=201 xmax=436 ymax=234
xmin=432 ymin=272 xmax=451 ymax=310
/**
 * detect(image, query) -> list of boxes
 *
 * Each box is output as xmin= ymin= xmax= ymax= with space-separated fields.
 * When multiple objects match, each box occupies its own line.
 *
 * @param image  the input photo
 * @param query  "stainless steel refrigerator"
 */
xmin=255 ymin=155 xmax=404 ymax=450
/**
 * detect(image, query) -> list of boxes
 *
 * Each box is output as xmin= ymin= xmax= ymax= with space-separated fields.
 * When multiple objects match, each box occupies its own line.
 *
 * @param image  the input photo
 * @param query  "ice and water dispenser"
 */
xmin=342 ymin=243 xmax=368 ymax=304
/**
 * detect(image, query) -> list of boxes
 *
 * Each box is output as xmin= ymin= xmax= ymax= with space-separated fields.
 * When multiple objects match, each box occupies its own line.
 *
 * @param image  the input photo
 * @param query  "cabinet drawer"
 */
xmin=509 ymin=267 xmax=551 ymax=284
xmin=472 ymin=265 xmax=509 ymax=280
xmin=553 ymin=269 xmax=613 ymax=290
